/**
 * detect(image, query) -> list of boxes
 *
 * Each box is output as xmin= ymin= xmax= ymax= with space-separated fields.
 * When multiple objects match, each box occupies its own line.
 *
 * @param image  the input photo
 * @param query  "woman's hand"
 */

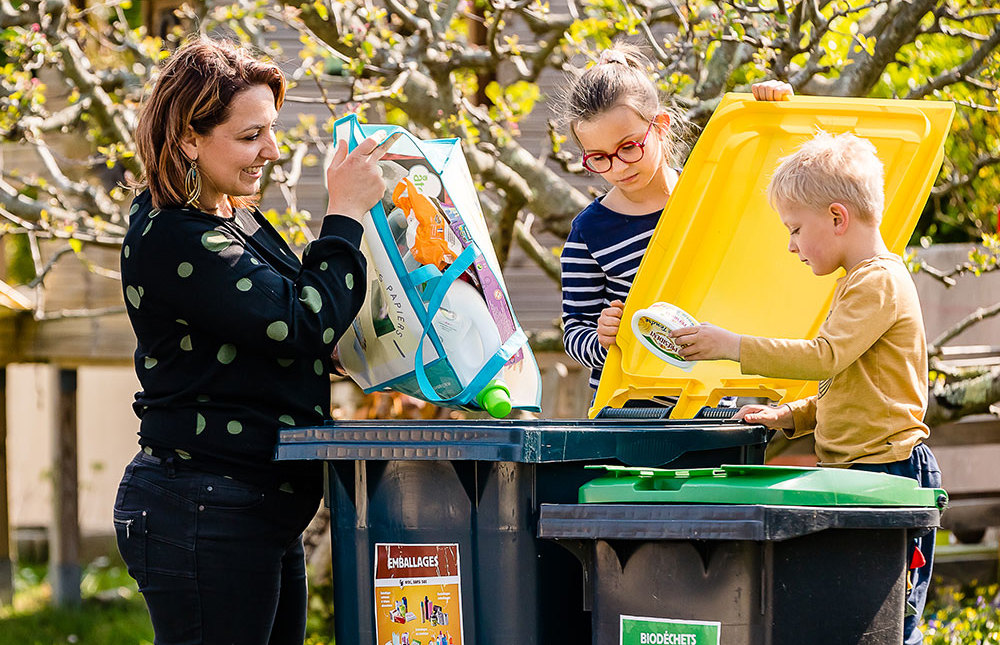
xmin=751 ymin=80 xmax=794 ymax=101
xmin=325 ymin=135 xmax=388 ymax=221
xmin=670 ymin=323 xmax=741 ymax=361
xmin=734 ymin=403 xmax=794 ymax=430
xmin=597 ymin=300 xmax=625 ymax=349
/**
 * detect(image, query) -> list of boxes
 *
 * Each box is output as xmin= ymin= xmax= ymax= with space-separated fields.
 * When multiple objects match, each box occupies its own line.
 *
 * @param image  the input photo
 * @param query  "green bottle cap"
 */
xmin=477 ymin=380 xmax=511 ymax=418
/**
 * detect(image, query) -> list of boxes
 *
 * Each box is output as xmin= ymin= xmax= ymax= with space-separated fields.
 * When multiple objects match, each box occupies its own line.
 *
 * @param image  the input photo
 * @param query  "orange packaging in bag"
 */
xmin=392 ymin=178 xmax=458 ymax=270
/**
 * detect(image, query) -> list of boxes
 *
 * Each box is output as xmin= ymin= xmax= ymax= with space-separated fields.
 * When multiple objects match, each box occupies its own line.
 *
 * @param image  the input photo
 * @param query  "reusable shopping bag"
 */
xmin=332 ymin=114 xmax=542 ymax=416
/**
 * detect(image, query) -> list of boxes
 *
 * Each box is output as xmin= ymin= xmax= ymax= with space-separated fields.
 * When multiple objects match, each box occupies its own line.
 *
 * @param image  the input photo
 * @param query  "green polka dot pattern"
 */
xmin=124 ymin=245 xmax=130 ymax=258
xmin=300 ymin=286 xmax=322 ymax=313
xmin=323 ymin=328 xmax=335 ymax=344
xmin=313 ymin=360 xmax=323 ymax=375
xmin=277 ymin=358 xmax=294 ymax=367
xmin=201 ymin=231 xmax=231 ymax=252
xmin=196 ymin=413 xmax=206 ymax=435
xmin=142 ymin=221 xmax=154 ymax=236
xmin=129 ymin=203 xmax=139 ymax=216
xmin=236 ymin=278 xmax=252 ymax=292
xmin=267 ymin=321 xmax=289 ymax=341
xmin=125 ymin=285 xmax=141 ymax=309
xmin=320 ymin=262 xmax=328 ymax=271
xmin=177 ymin=262 xmax=193 ymax=278
xmin=314 ymin=405 xmax=323 ymax=415
xmin=345 ymin=273 xmax=354 ymax=289
xmin=180 ymin=335 xmax=193 ymax=351
xmin=279 ymin=415 xmax=295 ymax=425
xmin=217 ymin=344 xmax=237 ymax=364
xmin=144 ymin=357 xmax=157 ymax=369
xmin=175 ymin=449 xmax=192 ymax=460
xmin=227 ymin=421 xmax=243 ymax=435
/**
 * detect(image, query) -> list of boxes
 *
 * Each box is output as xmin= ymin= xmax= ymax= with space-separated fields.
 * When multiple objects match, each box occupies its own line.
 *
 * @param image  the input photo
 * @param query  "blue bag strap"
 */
xmin=413 ymin=243 xmax=505 ymax=405
xmin=407 ymin=264 xmax=443 ymax=301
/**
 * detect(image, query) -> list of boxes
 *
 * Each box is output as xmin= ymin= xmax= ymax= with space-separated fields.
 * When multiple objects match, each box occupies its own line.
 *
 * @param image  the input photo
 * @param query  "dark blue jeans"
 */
xmin=113 ymin=452 xmax=321 ymax=645
xmin=852 ymin=443 xmax=941 ymax=645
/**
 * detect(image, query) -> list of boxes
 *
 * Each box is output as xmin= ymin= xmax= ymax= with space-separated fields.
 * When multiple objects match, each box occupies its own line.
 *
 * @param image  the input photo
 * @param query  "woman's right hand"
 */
xmin=325 ymin=135 xmax=388 ymax=220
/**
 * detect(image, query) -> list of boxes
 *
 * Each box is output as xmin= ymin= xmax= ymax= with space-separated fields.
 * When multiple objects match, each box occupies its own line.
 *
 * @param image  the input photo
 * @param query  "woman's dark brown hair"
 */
xmin=134 ymin=37 xmax=285 ymax=209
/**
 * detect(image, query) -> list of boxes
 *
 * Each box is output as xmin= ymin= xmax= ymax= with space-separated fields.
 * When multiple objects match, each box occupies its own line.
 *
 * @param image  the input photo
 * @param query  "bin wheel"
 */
xmin=952 ymin=527 xmax=987 ymax=544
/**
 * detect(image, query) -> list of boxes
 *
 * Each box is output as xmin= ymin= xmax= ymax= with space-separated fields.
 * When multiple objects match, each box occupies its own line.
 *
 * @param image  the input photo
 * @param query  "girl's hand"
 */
xmin=751 ymin=80 xmax=794 ymax=102
xmin=325 ymin=135 xmax=388 ymax=220
xmin=670 ymin=323 xmax=741 ymax=361
xmin=734 ymin=403 xmax=794 ymax=430
xmin=597 ymin=300 xmax=625 ymax=349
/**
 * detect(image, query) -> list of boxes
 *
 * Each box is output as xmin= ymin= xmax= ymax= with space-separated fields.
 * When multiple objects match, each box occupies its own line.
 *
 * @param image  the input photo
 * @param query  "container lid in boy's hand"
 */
xmin=592 ymin=94 xmax=954 ymax=419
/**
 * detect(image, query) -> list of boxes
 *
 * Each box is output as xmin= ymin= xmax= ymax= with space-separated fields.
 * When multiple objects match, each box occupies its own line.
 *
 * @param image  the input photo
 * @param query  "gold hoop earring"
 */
xmin=185 ymin=159 xmax=202 ymax=207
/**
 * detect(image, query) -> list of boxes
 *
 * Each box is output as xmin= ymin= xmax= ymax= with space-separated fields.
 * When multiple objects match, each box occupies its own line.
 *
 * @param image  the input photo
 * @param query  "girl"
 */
xmin=559 ymin=43 xmax=791 ymax=390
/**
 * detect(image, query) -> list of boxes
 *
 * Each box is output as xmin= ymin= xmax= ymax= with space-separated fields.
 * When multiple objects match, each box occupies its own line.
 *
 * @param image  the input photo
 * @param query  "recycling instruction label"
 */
xmin=620 ymin=615 xmax=721 ymax=645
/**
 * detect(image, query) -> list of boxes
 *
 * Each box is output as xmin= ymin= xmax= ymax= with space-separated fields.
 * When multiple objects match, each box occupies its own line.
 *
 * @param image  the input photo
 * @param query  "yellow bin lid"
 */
xmin=591 ymin=94 xmax=955 ymax=419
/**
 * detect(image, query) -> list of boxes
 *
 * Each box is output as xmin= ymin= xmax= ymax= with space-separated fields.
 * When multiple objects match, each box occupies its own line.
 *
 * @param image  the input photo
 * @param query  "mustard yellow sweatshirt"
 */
xmin=739 ymin=254 xmax=929 ymax=466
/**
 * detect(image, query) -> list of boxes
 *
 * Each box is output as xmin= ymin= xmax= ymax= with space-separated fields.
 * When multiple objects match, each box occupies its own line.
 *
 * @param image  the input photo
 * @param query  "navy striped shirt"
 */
xmin=561 ymin=197 xmax=662 ymax=389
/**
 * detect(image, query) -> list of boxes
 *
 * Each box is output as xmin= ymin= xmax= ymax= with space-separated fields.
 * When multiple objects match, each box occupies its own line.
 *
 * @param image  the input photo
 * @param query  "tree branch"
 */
xmin=829 ymin=0 xmax=937 ymax=96
xmin=926 ymin=364 xmax=1000 ymax=426
xmin=929 ymin=302 xmax=1000 ymax=357
xmin=906 ymin=21 xmax=1000 ymax=99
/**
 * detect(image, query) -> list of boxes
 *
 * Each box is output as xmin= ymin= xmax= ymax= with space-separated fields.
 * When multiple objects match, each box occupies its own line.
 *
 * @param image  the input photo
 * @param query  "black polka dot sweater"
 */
xmin=121 ymin=190 xmax=367 ymax=491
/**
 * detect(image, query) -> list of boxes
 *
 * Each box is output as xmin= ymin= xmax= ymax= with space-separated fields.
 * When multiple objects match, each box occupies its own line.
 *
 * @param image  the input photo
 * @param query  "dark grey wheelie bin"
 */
xmin=538 ymin=464 xmax=948 ymax=645
xmin=275 ymin=418 xmax=769 ymax=645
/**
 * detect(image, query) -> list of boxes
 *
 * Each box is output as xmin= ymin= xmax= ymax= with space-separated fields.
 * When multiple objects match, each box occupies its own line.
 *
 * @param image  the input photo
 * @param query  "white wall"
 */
xmin=7 ymin=364 xmax=141 ymax=535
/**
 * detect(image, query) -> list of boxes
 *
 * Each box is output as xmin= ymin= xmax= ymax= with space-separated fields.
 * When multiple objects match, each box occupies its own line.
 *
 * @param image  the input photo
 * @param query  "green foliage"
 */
xmin=923 ymin=582 xmax=1000 ymax=643
xmin=3 ymin=233 xmax=35 ymax=284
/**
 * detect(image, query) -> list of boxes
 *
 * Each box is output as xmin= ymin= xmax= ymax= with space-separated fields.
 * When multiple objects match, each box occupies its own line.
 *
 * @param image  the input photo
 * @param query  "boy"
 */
xmin=670 ymin=131 xmax=941 ymax=645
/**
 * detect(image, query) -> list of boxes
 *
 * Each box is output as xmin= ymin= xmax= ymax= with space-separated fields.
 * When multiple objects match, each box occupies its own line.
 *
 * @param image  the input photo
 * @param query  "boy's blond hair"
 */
xmin=768 ymin=131 xmax=885 ymax=225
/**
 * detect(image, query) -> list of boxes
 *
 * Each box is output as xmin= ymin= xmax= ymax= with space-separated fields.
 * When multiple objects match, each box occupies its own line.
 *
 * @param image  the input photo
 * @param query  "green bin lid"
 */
xmin=580 ymin=464 xmax=948 ymax=509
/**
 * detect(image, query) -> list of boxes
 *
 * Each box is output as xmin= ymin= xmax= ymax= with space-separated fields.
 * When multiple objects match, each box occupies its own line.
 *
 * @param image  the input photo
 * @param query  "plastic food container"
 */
xmin=631 ymin=302 xmax=699 ymax=371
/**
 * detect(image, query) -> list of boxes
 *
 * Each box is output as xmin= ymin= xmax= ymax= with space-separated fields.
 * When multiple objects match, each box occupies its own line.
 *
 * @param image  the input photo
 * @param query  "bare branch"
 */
xmin=514 ymin=217 xmax=560 ymax=282
xmin=906 ymin=21 xmax=1000 ymax=99
xmin=932 ymin=153 xmax=1000 ymax=196
xmin=929 ymin=302 xmax=1000 ymax=357
xmin=927 ymin=364 xmax=1000 ymax=426
xmin=829 ymin=0 xmax=937 ymax=96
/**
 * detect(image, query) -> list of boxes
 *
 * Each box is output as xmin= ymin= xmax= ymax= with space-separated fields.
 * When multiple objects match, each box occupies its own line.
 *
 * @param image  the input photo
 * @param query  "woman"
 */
xmin=113 ymin=37 xmax=385 ymax=644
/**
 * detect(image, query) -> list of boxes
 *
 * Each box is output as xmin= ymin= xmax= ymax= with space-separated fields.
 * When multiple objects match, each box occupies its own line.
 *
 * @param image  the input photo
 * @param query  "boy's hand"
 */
xmin=597 ymin=300 xmax=625 ymax=349
xmin=670 ymin=323 xmax=741 ymax=361
xmin=751 ymin=80 xmax=794 ymax=101
xmin=734 ymin=404 xmax=794 ymax=430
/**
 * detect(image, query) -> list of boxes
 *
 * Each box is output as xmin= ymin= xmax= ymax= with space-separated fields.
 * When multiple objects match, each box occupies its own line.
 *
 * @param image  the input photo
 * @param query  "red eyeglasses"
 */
xmin=581 ymin=121 xmax=656 ymax=173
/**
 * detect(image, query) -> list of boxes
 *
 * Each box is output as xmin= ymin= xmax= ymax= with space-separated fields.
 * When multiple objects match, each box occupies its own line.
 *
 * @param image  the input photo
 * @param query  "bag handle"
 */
xmin=412 ymin=243 xmax=523 ymax=406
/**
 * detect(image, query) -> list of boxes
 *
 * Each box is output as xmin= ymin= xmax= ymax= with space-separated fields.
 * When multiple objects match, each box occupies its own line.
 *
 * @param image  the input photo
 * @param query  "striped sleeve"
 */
xmin=561 ymin=230 xmax=609 ymax=371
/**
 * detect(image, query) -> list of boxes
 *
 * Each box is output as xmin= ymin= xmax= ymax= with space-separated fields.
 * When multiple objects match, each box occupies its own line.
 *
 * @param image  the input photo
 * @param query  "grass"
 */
xmin=0 ymin=558 xmax=338 ymax=645
xmin=0 ymin=559 xmax=153 ymax=645
xmin=2 ymin=558 xmax=998 ymax=644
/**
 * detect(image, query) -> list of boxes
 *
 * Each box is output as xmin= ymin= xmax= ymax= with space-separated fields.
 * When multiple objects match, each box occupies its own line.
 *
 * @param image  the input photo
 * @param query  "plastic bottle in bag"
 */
xmin=433 ymin=280 xmax=511 ymax=417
